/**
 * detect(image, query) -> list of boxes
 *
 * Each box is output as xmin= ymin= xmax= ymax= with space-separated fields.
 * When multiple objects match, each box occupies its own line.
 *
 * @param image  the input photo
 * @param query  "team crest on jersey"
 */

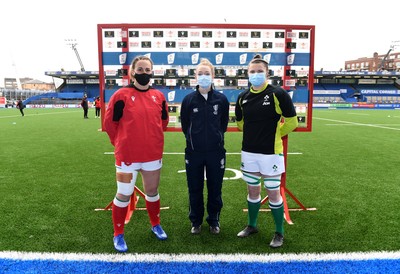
xmin=262 ymin=95 xmax=270 ymax=105
xmin=152 ymin=95 xmax=157 ymax=103
xmin=193 ymin=108 xmax=199 ymax=113
xmin=131 ymin=96 xmax=135 ymax=102
xmin=213 ymin=104 xmax=219 ymax=115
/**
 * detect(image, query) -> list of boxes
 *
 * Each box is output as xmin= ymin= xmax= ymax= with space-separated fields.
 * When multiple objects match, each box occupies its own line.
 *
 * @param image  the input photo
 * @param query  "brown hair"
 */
xmin=249 ymin=53 xmax=269 ymax=69
xmin=129 ymin=55 xmax=154 ymax=80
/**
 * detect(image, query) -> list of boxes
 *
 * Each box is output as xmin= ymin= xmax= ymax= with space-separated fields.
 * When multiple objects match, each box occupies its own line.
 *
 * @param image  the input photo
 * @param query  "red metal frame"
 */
xmin=259 ymin=135 xmax=316 ymax=225
xmin=97 ymin=23 xmax=315 ymax=133
xmin=102 ymin=186 xmax=146 ymax=224
xmin=97 ymin=23 xmax=316 ymax=224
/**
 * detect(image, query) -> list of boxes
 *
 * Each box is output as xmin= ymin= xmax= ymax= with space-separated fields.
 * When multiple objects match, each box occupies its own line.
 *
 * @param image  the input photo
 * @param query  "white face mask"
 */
xmin=197 ymin=75 xmax=212 ymax=88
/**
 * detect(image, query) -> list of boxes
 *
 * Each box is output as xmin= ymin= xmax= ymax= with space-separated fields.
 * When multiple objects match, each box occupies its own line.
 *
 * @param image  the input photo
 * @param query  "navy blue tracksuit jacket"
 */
xmin=180 ymin=86 xmax=230 ymax=227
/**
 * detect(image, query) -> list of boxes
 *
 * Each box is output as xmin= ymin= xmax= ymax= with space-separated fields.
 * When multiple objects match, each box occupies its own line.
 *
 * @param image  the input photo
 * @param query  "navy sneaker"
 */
xmin=113 ymin=234 xmax=128 ymax=252
xmin=209 ymin=226 xmax=220 ymax=234
xmin=151 ymin=224 xmax=168 ymax=240
xmin=191 ymin=226 xmax=201 ymax=234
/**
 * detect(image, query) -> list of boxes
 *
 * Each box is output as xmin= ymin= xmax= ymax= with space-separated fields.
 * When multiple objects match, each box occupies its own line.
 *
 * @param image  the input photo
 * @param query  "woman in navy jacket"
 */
xmin=180 ymin=58 xmax=230 ymax=235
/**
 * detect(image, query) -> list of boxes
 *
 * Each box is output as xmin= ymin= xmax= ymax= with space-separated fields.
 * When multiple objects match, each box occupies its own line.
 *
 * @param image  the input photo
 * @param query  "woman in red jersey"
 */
xmin=104 ymin=55 xmax=169 ymax=252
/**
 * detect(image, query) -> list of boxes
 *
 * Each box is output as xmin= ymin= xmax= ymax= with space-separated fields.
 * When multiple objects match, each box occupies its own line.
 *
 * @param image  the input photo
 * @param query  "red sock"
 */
xmin=112 ymin=202 xmax=128 ymax=236
xmin=146 ymin=198 xmax=160 ymax=227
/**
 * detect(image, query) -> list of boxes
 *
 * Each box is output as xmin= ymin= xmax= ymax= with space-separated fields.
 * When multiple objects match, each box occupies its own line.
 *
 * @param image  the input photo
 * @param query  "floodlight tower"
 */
xmin=12 ymin=61 xmax=22 ymax=90
xmin=65 ymin=39 xmax=85 ymax=72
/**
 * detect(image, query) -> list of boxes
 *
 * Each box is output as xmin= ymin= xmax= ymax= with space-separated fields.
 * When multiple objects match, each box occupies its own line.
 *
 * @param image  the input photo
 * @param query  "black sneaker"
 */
xmin=191 ymin=226 xmax=201 ymax=234
xmin=269 ymin=232 xmax=284 ymax=248
xmin=237 ymin=226 xmax=258 ymax=238
xmin=209 ymin=226 xmax=220 ymax=234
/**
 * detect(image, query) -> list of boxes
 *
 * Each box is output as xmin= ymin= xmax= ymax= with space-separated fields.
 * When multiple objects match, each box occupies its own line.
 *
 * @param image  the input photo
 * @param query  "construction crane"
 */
xmin=378 ymin=40 xmax=400 ymax=71
xmin=65 ymin=39 xmax=85 ymax=72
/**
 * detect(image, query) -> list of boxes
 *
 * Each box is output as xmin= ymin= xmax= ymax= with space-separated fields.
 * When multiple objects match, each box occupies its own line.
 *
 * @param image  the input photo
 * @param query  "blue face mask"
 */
xmin=197 ymin=75 xmax=212 ymax=88
xmin=249 ymin=73 xmax=267 ymax=86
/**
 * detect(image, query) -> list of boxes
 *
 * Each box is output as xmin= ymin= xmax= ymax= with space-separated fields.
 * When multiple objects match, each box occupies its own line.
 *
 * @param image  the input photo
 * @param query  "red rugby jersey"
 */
xmin=104 ymin=85 xmax=169 ymax=163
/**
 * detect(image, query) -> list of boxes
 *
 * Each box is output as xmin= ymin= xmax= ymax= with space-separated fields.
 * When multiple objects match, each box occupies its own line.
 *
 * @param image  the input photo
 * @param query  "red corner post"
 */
xmin=124 ymin=187 xmax=146 ymax=224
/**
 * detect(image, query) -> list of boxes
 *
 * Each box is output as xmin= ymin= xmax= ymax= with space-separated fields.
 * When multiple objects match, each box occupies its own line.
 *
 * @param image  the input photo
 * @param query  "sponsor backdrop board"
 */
xmin=97 ymin=23 xmax=315 ymax=131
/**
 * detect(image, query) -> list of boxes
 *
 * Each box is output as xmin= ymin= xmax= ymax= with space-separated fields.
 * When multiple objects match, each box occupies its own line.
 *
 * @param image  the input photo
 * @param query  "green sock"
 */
xmin=247 ymin=200 xmax=261 ymax=228
xmin=271 ymin=206 xmax=284 ymax=235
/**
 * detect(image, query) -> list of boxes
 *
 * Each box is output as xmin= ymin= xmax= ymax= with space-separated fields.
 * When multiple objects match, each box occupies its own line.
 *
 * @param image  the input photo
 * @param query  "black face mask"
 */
xmin=134 ymin=73 xmax=152 ymax=86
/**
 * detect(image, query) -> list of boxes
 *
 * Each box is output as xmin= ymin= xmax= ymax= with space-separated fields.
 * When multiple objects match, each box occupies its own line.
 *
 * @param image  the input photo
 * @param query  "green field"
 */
xmin=1 ymin=107 xmax=399 ymax=255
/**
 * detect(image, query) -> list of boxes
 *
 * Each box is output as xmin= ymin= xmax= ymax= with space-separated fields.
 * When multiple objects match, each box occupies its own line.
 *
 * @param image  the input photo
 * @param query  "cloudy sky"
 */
xmin=0 ymin=0 xmax=399 ymax=85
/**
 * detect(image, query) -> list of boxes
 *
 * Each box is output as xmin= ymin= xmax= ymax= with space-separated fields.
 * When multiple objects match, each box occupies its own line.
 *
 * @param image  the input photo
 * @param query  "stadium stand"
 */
xmin=2 ymin=69 xmax=400 ymax=109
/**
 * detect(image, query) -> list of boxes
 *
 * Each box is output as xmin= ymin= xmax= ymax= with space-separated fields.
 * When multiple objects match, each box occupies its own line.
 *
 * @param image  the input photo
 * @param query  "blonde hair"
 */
xmin=196 ymin=58 xmax=215 ymax=77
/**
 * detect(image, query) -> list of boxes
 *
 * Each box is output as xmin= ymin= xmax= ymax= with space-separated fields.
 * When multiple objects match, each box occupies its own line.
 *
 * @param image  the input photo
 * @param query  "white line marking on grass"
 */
xmin=104 ymin=152 xmax=303 ymax=155
xmin=326 ymin=124 xmax=400 ymax=126
xmin=247 ymin=207 xmax=317 ymax=212
xmin=30 ymin=111 xmax=81 ymax=115
xmin=1 ymin=251 xmax=400 ymax=263
xmin=0 ymin=111 xmax=81 ymax=119
xmin=163 ymin=152 xmax=243 ymax=155
xmin=347 ymin=113 xmax=370 ymax=116
xmin=94 ymin=207 xmax=170 ymax=211
xmin=315 ymin=117 xmax=400 ymax=131
xmin=0 ymin=115 xmax=24 ymax=118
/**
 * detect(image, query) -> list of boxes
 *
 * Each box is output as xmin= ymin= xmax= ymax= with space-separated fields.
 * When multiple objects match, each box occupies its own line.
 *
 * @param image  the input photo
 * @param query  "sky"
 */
xmin=0 ymin=0 xmax=399 ymax=86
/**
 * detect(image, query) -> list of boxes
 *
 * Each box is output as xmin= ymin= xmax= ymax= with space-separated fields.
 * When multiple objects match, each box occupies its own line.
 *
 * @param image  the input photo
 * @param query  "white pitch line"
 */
xmin=326 ymin=124 xmax=400 ymax=126
xmin=1 ymin=250 xmax=400 ymax=263
xmin=347 ymin=112 xmax=370 ymax=116
xmin=0 ymin=110 xmax=81 ymax=119
xmin=314 ymin=117 xmax=400 ymax=131
xmin=104 ymin=152 xmax=303 ymax=155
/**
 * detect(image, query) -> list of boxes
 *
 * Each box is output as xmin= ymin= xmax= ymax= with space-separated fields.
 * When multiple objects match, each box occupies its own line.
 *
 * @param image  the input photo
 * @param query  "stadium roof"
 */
xmin=45 ymin=70 xmax=400 ymax=81
xmin=45 ymin=71 xmax=99 ymax=79
xmin=314 ymin=70 xmax=400 ymax=79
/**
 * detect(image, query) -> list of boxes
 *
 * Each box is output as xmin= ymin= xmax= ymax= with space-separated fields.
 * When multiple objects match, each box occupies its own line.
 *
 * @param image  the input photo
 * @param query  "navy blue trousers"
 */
xmin=185 ymin=148 xmax=226 ymax=227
